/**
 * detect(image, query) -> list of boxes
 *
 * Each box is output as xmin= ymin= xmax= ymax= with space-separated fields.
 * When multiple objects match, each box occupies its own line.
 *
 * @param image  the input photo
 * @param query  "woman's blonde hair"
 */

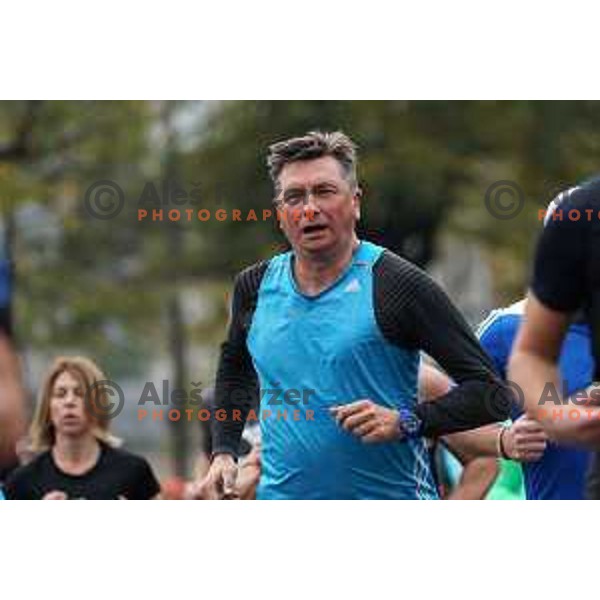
xmin=29 ymin=356 xmax=121 ymax=452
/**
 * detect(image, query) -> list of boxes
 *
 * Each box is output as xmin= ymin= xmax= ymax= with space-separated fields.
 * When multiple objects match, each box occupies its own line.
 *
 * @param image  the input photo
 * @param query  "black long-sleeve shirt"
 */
xmin=212 ymin=247 xmax=512 ymax=457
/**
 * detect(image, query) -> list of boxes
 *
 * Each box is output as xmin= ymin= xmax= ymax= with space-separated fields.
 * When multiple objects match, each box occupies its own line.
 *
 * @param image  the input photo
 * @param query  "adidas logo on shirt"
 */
xmin=344 ymin=278 xmax=361 ymax=293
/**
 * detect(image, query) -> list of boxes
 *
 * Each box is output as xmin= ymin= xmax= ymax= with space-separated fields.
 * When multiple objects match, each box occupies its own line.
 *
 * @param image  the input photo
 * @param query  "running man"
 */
xmin=508 ymin=180 xmax=600 ymax=497
xmin=422 ymin=296 xmax=595 ymax=499
xmin=202 ymin=130 xmax=512 ymax=499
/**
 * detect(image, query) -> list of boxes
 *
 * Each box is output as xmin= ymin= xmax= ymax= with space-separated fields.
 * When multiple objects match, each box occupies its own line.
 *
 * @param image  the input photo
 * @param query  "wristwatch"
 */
xmin=397 ymin=408 xmax=423 ymax=439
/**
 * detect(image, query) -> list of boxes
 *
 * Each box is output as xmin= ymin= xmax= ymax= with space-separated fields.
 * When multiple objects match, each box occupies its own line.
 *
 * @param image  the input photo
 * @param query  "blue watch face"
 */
xmin=399 ymin=410 xmax=421 ymax=436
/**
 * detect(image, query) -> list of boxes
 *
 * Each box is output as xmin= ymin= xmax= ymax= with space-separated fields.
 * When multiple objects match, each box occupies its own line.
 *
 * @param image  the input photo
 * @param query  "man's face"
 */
xmin=276 ymin=156 xmax=360 ymax=256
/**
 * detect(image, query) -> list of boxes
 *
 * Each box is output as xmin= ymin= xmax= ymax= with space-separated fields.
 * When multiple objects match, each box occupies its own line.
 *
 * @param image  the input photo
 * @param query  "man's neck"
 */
xmin=294 ymin=236 xmax=360 ymax=296
xmin=52 ymin=434 xmax=101 ymax=475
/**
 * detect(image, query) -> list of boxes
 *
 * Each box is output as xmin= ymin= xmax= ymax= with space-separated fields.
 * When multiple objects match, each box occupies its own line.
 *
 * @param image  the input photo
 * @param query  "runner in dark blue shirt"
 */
xmin=509 ymin=179 xmax=600 ymax=497
xmin=479 ymin=301 xmax=593 ymax=499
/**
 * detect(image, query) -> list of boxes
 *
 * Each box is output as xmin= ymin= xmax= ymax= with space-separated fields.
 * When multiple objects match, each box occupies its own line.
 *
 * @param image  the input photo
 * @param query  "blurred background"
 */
xmin=1 ymin=100 xmax=598 ymax=480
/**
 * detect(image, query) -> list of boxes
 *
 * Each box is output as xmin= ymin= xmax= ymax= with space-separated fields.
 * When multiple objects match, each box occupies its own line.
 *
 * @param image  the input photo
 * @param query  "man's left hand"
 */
xmin=331 ymin=400 xmax=401 ymax=443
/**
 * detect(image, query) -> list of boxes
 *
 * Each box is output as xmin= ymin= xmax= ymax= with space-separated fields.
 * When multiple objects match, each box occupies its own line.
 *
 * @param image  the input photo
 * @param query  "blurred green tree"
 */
xmin=182 ymin=100 xmax=600 ymax=302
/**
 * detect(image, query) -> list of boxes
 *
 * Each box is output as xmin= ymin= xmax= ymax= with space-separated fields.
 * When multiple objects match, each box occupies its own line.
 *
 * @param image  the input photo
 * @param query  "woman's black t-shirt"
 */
xmin=3 ymin=442 xmax=160 ymax=500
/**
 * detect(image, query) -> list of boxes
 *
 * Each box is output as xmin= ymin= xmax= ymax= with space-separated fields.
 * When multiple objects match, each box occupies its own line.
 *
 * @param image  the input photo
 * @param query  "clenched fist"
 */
xmin=331 ymin=400 xmax=401 ymax=443
xmin=503 ymin=415 xmax=547 ymax=462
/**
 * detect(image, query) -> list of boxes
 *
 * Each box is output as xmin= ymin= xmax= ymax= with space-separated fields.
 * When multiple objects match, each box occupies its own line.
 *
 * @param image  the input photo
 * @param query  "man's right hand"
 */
xmin=503 ymin=415 xmax=547 ymax=462
xmin=193 ymin=453 xmax=238 ymax=499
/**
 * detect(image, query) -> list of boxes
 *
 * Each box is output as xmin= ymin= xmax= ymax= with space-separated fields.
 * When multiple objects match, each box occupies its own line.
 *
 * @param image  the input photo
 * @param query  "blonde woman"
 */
xmin=4 ymin=356 xmax=160 ymax=500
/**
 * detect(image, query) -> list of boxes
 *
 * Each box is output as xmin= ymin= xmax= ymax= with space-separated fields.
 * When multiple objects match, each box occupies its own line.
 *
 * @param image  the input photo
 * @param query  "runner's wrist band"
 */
xmin=496 ymin=425 xmax=510 ymax=459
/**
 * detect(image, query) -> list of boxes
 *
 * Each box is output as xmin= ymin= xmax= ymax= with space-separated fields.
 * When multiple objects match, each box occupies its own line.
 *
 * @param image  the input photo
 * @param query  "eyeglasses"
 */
xmin=276 ymin=183 xmax=345 ymax=208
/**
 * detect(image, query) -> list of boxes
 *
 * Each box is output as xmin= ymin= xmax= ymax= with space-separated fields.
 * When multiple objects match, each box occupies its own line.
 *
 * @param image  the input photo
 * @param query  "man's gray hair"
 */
xmin=267 ymin=130 xmax=358 ymax=194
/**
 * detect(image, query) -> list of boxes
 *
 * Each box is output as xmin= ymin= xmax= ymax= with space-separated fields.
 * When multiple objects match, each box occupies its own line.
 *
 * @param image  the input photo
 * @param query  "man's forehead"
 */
xmin=278 ymin=156 xmax=345 ymax=187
